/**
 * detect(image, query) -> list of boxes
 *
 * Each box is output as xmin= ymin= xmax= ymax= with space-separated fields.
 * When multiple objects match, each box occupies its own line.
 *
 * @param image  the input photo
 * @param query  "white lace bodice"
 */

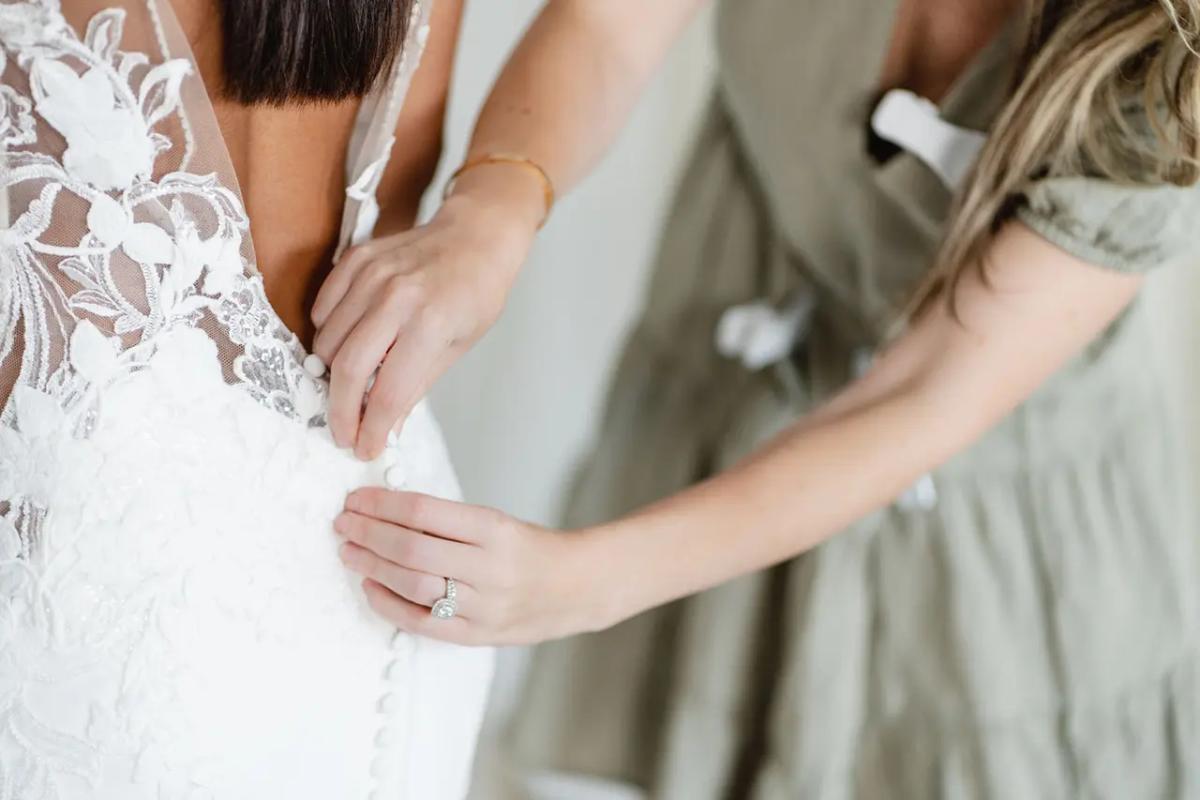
xmin=0 ymin=2 xmax=494 ymax=797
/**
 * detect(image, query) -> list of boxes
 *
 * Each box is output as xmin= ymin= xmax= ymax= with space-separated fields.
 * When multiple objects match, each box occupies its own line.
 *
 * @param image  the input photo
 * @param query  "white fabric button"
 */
xmin=851 ymin=347 xmax=874 ymax=379
xmin=375 ymin=728 xmax=396 ymax=747
xmin=302 ymin=354 xmax=326 ymax=377
xmin=715 ymin=292 xmax=815 ymax=370
xmin=371 ymin=755 xmax=396 ymax=779
xmin=377 ymin=693 xmax=399 ymax=713
xmin=898 ymin=474 xmax=939 ymax=511
xmin=384 ymin=465 xmax=405 ymax=489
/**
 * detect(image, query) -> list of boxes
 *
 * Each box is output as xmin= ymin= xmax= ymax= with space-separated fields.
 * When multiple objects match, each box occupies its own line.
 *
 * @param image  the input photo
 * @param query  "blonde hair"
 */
xmin=916 ymin=0 xmax=1200 ymax=312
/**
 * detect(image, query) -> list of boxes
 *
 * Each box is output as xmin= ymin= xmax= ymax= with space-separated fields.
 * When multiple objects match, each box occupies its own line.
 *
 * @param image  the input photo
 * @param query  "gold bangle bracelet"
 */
xmin=443 ymin=153 xmax=556 ymax=229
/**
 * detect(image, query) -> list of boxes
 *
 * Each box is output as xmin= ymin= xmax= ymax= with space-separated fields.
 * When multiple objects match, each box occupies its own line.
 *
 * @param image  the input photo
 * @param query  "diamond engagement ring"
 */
xmin=431 ymin=578 xmax=458 ymax=620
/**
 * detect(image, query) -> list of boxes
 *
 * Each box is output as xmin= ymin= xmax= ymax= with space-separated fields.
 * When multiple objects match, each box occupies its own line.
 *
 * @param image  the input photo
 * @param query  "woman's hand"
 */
xmin=333 ymin=487 xmax=614 ymax=645
xmin=334 ymin=225 xmax=1143 ymax=645
xmin=311 ymin=174 xmax=541 ymax=461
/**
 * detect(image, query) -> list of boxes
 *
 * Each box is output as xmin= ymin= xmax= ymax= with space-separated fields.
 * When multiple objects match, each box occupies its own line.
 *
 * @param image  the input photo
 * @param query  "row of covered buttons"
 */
xmin=307 ymin=353 xmax=412 ymax=798
xmin=368 ymin=12 xmax=431 ymax=796
xmin=314 ymin=9 xmax=427 ymax=796
xmin=367 ymin=632 xmax=417 ymax=797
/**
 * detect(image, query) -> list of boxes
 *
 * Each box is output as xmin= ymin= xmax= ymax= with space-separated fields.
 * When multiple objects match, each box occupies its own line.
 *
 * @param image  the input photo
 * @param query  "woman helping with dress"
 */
xmin=0 ymin=0 xmax=496 ymax=796
xmin=330 ymin=1 xmax=1200 ymax=796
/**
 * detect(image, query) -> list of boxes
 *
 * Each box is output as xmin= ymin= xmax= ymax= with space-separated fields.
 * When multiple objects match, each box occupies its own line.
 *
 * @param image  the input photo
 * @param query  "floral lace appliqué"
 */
xmin=0 ymin=2 xmax=330 ymax=796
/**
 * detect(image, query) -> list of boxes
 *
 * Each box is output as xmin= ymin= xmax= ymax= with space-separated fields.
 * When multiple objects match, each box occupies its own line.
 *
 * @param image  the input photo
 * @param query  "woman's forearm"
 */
xmin=447 ymin=0 xmax=707 ymax=216
xmin=585 ymin=375 xmax=969 ymax=624
xmin=576 ymin=224 xmax=1143 ymax=628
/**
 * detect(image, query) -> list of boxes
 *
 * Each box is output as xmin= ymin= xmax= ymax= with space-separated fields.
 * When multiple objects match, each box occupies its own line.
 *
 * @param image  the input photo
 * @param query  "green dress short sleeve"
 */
xmin=1017 ymin=173 xmax=1200 ymax=274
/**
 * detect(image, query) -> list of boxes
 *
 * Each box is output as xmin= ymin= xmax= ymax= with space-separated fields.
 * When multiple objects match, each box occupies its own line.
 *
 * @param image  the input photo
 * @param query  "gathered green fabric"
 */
xmin=501 ymin=1 xmax=1200 ymax=797
xmin=1018 ymin=177 xmax=1200 ymax=273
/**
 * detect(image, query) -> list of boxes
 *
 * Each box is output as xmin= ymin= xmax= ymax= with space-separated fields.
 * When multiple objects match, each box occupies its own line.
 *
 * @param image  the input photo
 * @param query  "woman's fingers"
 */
xmin=361 ymin=579 xmax=478 ymax=645
xmin=311 ymin=261 xmax=392 ymax=368
xmin=341 ymin=496 xmax=589 ymax=646
xmin=325 ymin=307 xmax=404 ymax=449
xmin=345 ymin=488 xmax=497 ymax=544
xmin=338 ymin=541 xmax=476 ymax=611
xmin=334 ymin=510 xmax=483 ymax=580
xmin=356 ymin=327 xmax=444 ymax=460
xmin=315 ymin=256 xmax=440 ymax=454
xmin=311 ymin=243 xmax=376 ymax=329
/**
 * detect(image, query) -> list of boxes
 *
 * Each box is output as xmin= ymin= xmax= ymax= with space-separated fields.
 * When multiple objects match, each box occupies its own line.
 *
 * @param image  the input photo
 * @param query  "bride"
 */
xmin=0 ymin=0 xmax=498 ymax=797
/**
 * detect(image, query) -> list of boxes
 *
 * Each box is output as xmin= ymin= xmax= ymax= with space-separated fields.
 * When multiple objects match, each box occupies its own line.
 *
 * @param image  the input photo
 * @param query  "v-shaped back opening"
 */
xmin=148 ymin=0 xmax=376 ymax=352
xmin=0 ymin=0 xmax=433 ymax=431
xmin=145 ymin=0 xmax=433 ymax=353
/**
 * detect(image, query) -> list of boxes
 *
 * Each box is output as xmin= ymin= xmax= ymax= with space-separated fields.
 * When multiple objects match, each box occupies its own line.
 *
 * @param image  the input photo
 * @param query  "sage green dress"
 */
xmin=505 ymin=2 xmax=1200 ymax=797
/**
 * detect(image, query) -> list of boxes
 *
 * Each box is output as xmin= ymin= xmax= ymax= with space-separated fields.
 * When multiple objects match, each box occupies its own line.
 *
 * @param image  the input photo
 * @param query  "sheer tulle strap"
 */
xmin=337 ymin=0 xmax=436 ymax=259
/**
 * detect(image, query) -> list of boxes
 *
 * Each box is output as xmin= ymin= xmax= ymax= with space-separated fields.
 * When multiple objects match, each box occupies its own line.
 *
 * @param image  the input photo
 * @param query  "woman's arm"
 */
xmin=312 ymin=0 xmax=708 ymax=459
xmin=333 ymin=222 xmax=1142 ymax=644
xmin=589 ymin=223 xmax=1140 ymax=620
xmin=460 ymin=0 xmax=709 ymax=197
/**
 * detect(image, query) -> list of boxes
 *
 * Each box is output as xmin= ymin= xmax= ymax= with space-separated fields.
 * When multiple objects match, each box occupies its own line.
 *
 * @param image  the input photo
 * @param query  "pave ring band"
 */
xmin=431 ymin=577 xmax=457 ymax=620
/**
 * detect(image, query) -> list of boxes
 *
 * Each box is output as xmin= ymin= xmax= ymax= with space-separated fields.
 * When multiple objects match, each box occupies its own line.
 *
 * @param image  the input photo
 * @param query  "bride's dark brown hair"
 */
xmin=218 ymin=0 xmax=414 ymax=105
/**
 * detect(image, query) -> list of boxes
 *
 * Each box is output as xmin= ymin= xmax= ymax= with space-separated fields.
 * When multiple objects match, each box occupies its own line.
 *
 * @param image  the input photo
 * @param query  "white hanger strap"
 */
xmin=871 ymin=89 xmax=986 ymax=190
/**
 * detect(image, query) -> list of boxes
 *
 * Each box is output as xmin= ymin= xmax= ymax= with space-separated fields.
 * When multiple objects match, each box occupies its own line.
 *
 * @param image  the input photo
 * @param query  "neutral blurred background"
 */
xmin=424 ymin=1 xmax=1200 ymax=795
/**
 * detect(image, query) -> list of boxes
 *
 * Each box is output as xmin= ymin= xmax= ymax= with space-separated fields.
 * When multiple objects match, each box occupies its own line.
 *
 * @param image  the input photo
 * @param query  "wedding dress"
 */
xmin=0 ymin=1 xmax=495 ymax=797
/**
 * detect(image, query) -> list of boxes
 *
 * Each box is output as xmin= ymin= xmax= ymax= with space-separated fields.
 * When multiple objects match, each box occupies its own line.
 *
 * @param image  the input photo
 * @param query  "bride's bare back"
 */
xmin=160 ymin=0 xmax=462 ymax=343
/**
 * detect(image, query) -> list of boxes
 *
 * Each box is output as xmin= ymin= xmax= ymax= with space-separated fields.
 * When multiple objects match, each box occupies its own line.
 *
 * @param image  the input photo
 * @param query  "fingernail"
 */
xmin=344 ymin=492 xmax=363 ymax=513
xmin=353 ymin=438 xmax=375 ymax=461
xmin=338 ymin=543 xmax=352 ymax=562
xmin=333 ymin=512 xmax=349 ymax=535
